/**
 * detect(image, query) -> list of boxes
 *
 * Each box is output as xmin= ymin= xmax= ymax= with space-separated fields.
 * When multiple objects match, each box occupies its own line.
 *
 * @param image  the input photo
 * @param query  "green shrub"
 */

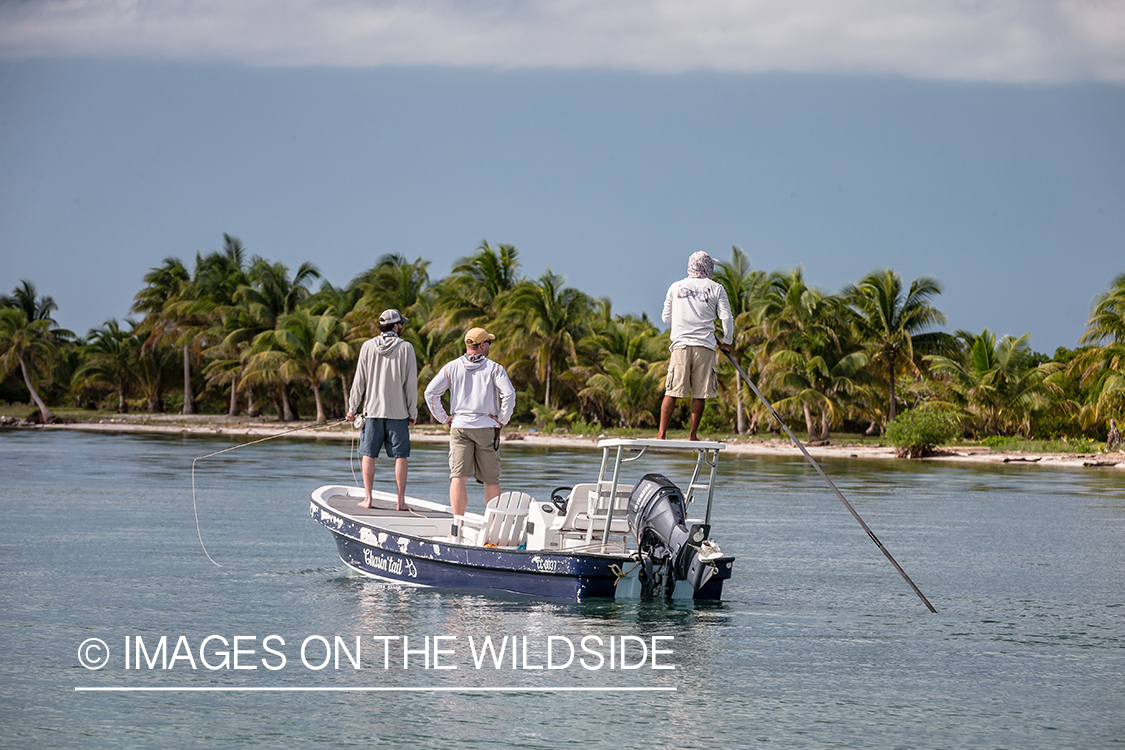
xmin=885 ymin=410 xmax=960 ymax=458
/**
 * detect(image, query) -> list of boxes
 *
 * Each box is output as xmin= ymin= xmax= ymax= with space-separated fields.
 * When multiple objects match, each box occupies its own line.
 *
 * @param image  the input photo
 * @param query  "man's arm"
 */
xmin=661 ymin=282 xmax=675 ymax=324
xmin=494 ymin=365 xmax=516 ymax=426
xmin=716 ymin=285 xmax=735 ymax=350
xmin=346 ymin=344 xmax=368 ymax=417
xmin=404 ymin=346 xmax=419 ymax=423
xmin=423 ymin=365 xmax=451 ymax=425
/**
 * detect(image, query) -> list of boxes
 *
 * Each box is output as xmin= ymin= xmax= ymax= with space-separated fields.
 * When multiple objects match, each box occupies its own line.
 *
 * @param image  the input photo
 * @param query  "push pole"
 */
xmin=722 ymin=350 xmax=937 ymax=613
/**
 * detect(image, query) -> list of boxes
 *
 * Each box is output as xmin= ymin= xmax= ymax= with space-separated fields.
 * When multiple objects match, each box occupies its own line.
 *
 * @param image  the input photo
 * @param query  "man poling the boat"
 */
xmin=423 ymin=326 xmax=516 ymax=532
xmin=658 ymin=250 xmax=735 ymax=441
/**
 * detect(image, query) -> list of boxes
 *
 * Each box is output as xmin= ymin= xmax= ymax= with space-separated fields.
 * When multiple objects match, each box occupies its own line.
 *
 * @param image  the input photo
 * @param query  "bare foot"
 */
xmin=357 ymin=499 xmax=372 ymax=508
xmin=396 ymin=505 xmax=408 ymax=512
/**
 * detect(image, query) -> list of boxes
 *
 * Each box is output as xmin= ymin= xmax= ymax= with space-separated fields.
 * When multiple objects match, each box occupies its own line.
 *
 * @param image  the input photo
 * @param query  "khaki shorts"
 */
xmin=449 ymin=427 xmax=501 ymax=484
xmin=664 ymin=345 xmax=718 ymax=399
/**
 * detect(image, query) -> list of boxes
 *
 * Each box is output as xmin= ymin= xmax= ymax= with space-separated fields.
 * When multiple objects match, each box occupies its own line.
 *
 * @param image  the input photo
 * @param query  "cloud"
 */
xmin=1 ymin=0 xmax=1123 ymax=83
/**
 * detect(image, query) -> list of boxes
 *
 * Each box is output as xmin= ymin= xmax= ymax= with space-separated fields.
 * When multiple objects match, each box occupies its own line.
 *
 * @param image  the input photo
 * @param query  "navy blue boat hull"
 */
xmin=311 ymin=501 xmax=627 ymax=600
xmin=330 ymin=533 xmax=624 ymax=600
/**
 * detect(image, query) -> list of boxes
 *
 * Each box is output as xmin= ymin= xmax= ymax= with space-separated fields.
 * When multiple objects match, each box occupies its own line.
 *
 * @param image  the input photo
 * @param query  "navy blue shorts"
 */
xmin=358 ymin=417 xmax=411 ymax=459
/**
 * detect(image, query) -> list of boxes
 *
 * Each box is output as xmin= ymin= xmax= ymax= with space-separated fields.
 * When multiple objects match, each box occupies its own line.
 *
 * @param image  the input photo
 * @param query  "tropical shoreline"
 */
xmin=11 ymin=413 xmax=1122 ymax=471
xmin=5 ymin=256 xmax=1123 ymax=466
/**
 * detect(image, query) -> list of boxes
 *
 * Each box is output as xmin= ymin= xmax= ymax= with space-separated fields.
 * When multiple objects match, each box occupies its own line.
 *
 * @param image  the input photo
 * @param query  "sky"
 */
xmin=1 ymin=1 xmax=1123 ymax=354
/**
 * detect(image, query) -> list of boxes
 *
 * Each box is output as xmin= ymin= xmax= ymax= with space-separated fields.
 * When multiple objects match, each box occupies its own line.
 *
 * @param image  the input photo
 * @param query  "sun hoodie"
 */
xmin=423 ymin=354 xmax=515 ymax=430
xmin=347 ymin=334 xmax=418 ymax=421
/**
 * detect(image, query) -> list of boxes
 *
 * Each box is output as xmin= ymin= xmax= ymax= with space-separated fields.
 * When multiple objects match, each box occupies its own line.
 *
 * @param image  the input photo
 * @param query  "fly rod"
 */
xmin=722 ymin=349 xmax=937 ymax=613
xmin=191 ymin=417 xmax=349 ymax=567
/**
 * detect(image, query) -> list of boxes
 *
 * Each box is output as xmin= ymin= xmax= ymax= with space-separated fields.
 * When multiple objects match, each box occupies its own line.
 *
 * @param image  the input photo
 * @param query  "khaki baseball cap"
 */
xmin=464 ymin=327 xmax=496 ymax=346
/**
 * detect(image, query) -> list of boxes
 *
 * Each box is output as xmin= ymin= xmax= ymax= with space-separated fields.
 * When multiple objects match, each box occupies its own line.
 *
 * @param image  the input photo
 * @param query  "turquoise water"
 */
xmin=1 ymin=429 xmax=1123 ymax=748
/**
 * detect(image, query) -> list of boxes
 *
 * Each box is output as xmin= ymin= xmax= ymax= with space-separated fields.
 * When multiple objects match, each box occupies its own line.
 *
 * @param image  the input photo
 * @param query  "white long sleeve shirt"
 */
xmin=423 ymin=354 xmax=515 ymax=429
xmin=662 ymin=276 xmax=734 ymax=350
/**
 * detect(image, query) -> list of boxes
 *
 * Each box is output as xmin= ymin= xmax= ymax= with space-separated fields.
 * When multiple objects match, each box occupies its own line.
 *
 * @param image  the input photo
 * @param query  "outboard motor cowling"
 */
xmin=628 ymin=473 xmax=717 ymax=597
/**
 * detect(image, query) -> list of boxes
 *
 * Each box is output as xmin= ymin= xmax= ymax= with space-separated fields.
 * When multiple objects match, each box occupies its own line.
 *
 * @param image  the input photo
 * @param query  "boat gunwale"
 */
xmin=310 ymin=485 xmax=636 ymax=565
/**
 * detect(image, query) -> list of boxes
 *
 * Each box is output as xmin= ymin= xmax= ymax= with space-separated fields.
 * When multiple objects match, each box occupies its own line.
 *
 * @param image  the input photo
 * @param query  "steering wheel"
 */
xmin=550 ymin=486 xmax=573 ymax=514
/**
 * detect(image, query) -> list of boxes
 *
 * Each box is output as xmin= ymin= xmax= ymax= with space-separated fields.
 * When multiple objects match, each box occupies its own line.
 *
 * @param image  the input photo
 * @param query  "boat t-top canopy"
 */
xmin=591 ymin=438 xmax=725 ymax=552
xmin=595 ymin=437 xmax=726 ymax=452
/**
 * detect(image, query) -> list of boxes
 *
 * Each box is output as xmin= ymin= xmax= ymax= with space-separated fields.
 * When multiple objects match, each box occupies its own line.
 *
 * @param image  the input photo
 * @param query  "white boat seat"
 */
xmin=579 ymin=484 xmax=633 ymax=541
xmin=553 ymin=483 xmax=596 ymax=531
xmin=571 ymin=516 xmax=631 ymax=533
xmin=477 ymin=491 xmax=533 ymax=548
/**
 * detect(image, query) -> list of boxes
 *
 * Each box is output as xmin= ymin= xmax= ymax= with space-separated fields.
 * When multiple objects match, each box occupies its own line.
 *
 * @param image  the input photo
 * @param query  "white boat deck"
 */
xmin=324 ymin=489 xmax=450 ymax=519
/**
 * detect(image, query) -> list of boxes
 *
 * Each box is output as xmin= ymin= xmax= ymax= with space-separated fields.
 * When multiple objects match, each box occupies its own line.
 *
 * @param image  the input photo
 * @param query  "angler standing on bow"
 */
xmin=423 ymin=326 xmax=516 ymax=521
xmin=347 ymin=309 xmax=418 ymax=511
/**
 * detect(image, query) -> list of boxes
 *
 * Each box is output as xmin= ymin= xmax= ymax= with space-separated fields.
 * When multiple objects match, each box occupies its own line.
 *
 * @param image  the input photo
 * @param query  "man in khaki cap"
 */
xmin=423 ymin=327 xmax=516 ymax=524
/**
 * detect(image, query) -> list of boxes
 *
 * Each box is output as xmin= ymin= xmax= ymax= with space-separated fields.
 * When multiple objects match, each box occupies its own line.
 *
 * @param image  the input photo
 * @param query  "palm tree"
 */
xmin=765 ymin=333 xmax=869 ymax=441
xmin=243 ymin=309 xmax=351 ymax=423
xmin=502 ymin=270 xmax=592 ymax=409
xmin=349 ymin=254 xmax=431 ymax=338
xmin=927 ymin=329 xmax=1063 ymax=436
xmin=433 ymin=241 xmax=522 ymax=327
xmin=132 ymin=258 xmax=190 ymax=345
xmin=237 ymin=257 xmax=321 ymax=325
xmin=201 ymin=350 xmax=244 ymax=416
xmin=1 ymin=280 xmax=62 ymax=322
xmin=580 ymin=355 xmax=667 ymax=428
xmin=175 ymin=235 xmax=252 ymax=413
xmin=74 ymin=319 xmax=140 ymax=413
xmin=714 ymin=246 xmax=768 ymax=433
xmin=580 ymin=301 xmax=666 ymax=364
xmin=843 ymin=269 xmax=948 ymax=426
xmin=0 ymin=309 xmax=61 ymax=422
xmin=572 ymin=305 xmax=668 ymax=426
xmin=402 ymin=295 xmax=463 ymax=421
xmin=306 ymin=280 xmax=364 ymax=318
xmin=1068 ymin=271 xmax=1125 ymax=430
xmin=1 ymin=282 xmax=71 ymax=422
xmin=132 ymin=256 xmax=197 ymax=413
xmin=133 ymin=337 xmax=180 ymax=413
xmin=755 ymin=268 xmax=846 ymax=436
xmin=210 ymin=256 xmax=321 ymax=416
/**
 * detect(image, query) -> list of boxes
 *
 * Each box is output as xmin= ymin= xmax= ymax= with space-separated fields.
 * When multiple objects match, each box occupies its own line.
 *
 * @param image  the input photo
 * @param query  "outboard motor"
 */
xmin=628 ymin=473 xmax=721 ymax=598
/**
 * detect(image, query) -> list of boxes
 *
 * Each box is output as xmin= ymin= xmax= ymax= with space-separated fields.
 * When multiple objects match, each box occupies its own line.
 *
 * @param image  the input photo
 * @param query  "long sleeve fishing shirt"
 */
xmin=662 ymin=276 xmax=735 ymax=350
xmin=347 ymin=335 xmax=418 ymax=421
xmin=423 ymin=354 xmax=515 ymax=429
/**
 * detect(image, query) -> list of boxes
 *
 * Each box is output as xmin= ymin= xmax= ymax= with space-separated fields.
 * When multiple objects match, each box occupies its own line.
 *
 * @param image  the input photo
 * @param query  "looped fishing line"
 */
xmin=192 ymin=418 xmax=348 ymax=567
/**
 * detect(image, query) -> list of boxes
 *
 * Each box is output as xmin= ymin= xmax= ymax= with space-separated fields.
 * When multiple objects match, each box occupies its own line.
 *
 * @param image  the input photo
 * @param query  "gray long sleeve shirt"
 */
xmin=347 ymin=335 xmax=418 ymax=421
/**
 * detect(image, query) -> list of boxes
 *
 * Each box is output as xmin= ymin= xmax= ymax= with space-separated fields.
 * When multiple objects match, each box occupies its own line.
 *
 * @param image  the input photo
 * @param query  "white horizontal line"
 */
xmin=75 ymin=686 xmax=675 ymax=693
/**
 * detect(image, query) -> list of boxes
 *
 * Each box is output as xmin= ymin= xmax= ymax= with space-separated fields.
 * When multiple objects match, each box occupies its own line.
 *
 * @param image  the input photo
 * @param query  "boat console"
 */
xmin=527 ymin=438 xmax=734 ymax=597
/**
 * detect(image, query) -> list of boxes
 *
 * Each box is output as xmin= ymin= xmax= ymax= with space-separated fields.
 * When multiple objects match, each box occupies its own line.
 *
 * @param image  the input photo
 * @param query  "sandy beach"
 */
xmin=12 ymin=413 xmax=1121 ymax=471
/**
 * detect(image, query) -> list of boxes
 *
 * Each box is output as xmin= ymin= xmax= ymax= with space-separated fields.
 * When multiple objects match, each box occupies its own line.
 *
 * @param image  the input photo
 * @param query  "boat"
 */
xmin=309 ymin=437 xmax=736 ymax=602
